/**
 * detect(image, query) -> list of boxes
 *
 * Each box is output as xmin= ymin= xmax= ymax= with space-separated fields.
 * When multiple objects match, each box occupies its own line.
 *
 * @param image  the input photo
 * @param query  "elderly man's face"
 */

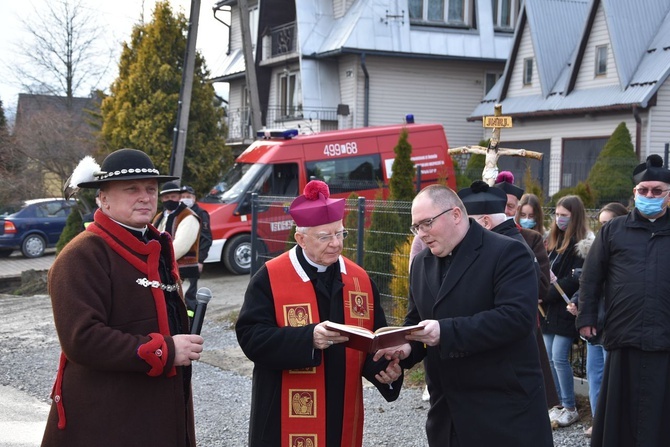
xmin=295 ymin=220 xmax=345 ymax=266
xmin=634 ymin=180 xmax=670 ymax=217
xmin=411 ymin=194 xmax=461 ymax=258
xmin=99 ymin=179 xmax=158 ymax=228
xmin=505 ymin=194 xmax=519 ymax=217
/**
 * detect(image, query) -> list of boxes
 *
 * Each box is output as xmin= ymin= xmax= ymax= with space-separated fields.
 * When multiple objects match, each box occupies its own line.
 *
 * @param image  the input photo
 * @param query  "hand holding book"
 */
xmin=324 ymin=322 xmax=423 ymax=353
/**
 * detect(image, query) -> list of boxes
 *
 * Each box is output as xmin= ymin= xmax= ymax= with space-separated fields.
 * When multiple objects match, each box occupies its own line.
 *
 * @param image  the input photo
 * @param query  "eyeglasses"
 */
xmin=410 ymin=208 xmax=453 ymax=236
xmin=635 ymin=186 xmax=670 ymax=197
xmin=306 ymin=230 xmax=348 ymax=244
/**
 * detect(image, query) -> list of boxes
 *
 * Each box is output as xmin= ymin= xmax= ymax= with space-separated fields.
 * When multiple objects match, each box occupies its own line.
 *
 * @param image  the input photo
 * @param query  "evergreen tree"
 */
xmin=389 ymin=128 xmax=416 ymax=201
xmin=100 ymin=1 xmax=232 ymax=195
xmin=586 ymin=122 xmax=638 ymax=206
xmin=343 ymin=193 xmax=360 ymax=261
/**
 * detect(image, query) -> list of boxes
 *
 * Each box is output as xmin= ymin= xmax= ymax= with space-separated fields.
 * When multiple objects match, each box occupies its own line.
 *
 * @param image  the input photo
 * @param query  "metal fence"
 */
xmin=250 ymin=194 xmax=601 ymax=377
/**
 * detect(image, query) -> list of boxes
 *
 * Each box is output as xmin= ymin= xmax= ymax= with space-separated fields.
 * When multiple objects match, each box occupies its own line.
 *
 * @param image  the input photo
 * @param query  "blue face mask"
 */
xmin=519 ymin=218 xmax=536 ymax=229
xmin=556 ymin=216 xmax=570 ymax=231
xmin=635 ymin=194 xmax=666 ymax=217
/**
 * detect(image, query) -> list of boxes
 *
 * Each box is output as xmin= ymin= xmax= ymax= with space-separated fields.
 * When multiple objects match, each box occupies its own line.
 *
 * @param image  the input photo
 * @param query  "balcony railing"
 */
xmin=225 ymin=107 xmax=253 ymax=142
xmin=270 ymin=22 xmax=296 ymax=58
xmin=266 ymin=106 xmax=338 ymax=124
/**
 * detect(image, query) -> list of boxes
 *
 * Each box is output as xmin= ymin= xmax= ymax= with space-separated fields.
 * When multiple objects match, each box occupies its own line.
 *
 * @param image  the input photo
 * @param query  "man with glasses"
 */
xmin=236 ymin=180 xmax=403 ymax=447
xmin=577 ymin=154 xmax=670 ymax=447
xmin=376 ymin=184 xmax=553 ymax=446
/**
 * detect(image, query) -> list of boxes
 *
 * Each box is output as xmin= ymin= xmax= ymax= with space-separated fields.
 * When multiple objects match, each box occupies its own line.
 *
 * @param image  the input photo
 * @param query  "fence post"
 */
xmin=250 ymin=192 xmax=259 ymax=276
xmin=415 ymin=167 xmax=422 ymax=193
xmin=356 ymin=197 xmax=366 ymax=266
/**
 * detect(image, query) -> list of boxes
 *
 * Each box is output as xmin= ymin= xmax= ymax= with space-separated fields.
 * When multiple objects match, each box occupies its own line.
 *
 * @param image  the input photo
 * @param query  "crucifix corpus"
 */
xmin=448 ymin=104 xmax=543 ymax=186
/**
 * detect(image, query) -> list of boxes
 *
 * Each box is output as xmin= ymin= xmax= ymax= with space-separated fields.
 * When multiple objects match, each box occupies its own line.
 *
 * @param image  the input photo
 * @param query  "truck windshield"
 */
xmin=206 ymin=163 xmax=266 ymax=203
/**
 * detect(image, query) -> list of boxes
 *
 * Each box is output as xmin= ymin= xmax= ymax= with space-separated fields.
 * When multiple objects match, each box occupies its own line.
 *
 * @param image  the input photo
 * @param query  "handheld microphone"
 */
xmin=190 ymin=287 xmax=212 ymax=335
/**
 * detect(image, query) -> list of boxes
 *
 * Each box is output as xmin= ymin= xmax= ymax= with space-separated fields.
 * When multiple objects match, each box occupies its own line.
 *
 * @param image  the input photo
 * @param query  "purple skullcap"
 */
xmin=289 ymin=180 xmax=345 ymax=227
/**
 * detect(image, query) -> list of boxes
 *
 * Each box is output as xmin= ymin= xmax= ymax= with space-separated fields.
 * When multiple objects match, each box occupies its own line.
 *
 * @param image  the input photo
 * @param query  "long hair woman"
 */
xmin=515 ymin=193 xmax=546 ymax=235
xmin=542 ymin=195 xmax=594 ymax=428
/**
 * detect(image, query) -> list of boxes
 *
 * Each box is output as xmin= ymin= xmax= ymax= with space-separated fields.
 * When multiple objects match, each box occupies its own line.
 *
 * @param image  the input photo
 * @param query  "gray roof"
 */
xmin=472 ymin=0 xmax=670 ymax=119
xmin=299 ymin=0 xmax=513 ymax=60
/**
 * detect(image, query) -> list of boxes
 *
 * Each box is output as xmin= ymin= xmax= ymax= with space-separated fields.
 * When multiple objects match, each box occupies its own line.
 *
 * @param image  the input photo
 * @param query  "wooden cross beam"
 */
xmin=448 ymin=104 xmax=543 ymax=185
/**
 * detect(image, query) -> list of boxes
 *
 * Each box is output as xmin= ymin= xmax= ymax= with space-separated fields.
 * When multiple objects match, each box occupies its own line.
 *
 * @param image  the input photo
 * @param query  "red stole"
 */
xmin=267 ymin=247 xmax=375 ymax=447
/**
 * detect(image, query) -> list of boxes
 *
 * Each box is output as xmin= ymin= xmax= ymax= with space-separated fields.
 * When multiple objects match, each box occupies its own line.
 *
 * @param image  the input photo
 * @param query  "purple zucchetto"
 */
xmin=289 ymin=180 xmax=345 ymax=227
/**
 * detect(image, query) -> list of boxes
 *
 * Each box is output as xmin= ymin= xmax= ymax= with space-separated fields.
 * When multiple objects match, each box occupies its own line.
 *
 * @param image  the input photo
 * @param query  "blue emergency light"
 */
xmin=257 ymin=128 xmax=299 ymax=139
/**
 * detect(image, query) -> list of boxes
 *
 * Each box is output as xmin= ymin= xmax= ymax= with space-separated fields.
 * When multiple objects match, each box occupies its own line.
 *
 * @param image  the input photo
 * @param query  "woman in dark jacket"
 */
xmin=541 ymin=195 xmax=593 ymax=428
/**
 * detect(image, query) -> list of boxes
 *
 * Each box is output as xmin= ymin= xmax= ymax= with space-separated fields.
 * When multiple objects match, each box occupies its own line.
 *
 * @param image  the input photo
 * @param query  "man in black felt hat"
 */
xmin=153 ymin=181 xmax=202 ymax=316
xmin=42 ymin=148 xmax=203 ymax=446
xmin=577 ymin=154 xmax=670 ymax=447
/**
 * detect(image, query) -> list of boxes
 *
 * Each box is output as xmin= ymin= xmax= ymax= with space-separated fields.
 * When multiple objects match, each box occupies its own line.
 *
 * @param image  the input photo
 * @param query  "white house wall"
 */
xmin=648 ymin=80 xmax=670 ymax=159
xmin=507 ymin=25 xmax=542 ymax=97
xmin=338 ymin=54 xmax=359 ymax=129
xmin=229 ymin=5 xmax=243 ymax=52
xmin=494 ymin=114 xmax=643 ymax=195
xmin=574 ymin=4 xmax=620 ymax=89
xmin=351 ymin=55 xmax=504 ymax=149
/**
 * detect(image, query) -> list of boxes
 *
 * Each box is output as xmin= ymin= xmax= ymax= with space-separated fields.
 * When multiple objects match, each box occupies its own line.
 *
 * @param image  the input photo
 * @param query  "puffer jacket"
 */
xmin=541 ymin=232 xmax=594 ymax=338
xmin=577 ymin=210 xmax=670 ymax=351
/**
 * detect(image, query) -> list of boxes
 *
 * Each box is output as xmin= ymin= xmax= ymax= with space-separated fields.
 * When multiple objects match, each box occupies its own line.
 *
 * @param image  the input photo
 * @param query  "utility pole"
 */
xmin=170 ymin=0 xmax=201 ymax=180
xmin=238 ymin=0 xmax=262 ymax=133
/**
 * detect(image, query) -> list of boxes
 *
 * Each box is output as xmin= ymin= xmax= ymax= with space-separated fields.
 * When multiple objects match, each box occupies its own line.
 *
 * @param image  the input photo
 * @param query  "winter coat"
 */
xmin=577 ymin=210 xmax=670 ymax=351
xmin=41 ymin=210 xmax=195 ymax=447
xmin=402 ymin=221 xmax=552 ymax=446
xmin=541 ymin=232 xmax=594 ymax=338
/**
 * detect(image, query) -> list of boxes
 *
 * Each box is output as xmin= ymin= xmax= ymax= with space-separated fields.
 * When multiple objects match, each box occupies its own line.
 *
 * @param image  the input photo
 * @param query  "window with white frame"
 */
xmin=523 ymin=58 xmax=533 ymax=85
xmin=595 ymin=45 xmax=608 ymax=76
xmin=408 ymin=0 xmax=472 ymax=26
xmin=492 ymin=0 xmax=519 ymax=30
xmin=279 ymin=71 xmax=302 ymax=118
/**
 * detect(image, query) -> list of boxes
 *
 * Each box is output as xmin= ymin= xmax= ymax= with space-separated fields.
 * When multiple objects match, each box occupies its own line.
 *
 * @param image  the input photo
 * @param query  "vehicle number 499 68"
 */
xmin=323 ymin=142 xmax=358 ymax=156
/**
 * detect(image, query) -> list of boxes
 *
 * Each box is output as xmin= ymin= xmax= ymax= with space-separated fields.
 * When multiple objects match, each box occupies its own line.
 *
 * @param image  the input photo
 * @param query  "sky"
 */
xmin=0 ymin=0 xmax=230 ymax=122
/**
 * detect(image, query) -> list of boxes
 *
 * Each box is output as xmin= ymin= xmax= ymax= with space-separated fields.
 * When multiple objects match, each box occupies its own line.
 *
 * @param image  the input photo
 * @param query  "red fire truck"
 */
xmin=199 ymin=122 xmax=455 ymax=274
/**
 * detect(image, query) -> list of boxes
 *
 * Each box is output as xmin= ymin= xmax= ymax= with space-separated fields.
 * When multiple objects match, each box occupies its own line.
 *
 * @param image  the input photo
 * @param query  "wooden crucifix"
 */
xmin=448 ymin=104 xmax=543 ymax=185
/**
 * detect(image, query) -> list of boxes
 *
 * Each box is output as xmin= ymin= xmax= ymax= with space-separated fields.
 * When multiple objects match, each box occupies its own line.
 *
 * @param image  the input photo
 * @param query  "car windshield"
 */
xmin=207 ymin=163 xmax=266 ymax=203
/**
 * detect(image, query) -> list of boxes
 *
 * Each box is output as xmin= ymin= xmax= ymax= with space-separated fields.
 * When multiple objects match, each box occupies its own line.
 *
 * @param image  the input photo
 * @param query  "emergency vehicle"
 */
xmin=199 ymin=122 xmax=455 ymax=274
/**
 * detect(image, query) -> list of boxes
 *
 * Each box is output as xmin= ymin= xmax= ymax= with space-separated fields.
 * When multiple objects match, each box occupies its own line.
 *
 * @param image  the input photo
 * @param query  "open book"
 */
xmin=324 ymin=322 xmax=423 ymax=353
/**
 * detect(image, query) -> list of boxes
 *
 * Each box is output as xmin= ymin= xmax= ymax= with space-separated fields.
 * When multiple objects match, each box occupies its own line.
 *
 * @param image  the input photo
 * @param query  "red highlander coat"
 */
xmin=41 ymin=210 xmax=195 ymax=447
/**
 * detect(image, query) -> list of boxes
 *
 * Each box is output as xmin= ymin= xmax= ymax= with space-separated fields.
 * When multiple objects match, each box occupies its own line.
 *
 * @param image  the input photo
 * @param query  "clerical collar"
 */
xmin=302 ymin=250 xmax=330 ymax=272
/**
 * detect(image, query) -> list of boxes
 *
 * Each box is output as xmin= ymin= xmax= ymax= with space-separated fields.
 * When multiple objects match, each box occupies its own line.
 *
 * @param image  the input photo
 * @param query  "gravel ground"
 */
xmin=0 ymin=293 xmax=592 ymax=446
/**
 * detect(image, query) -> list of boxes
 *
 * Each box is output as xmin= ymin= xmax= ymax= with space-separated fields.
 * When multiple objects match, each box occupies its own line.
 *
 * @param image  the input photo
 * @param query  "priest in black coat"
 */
xmin=377 ymin=184 xmax=552 ymax=446
xmin=236 ymin=180 xmax=402 ymax=447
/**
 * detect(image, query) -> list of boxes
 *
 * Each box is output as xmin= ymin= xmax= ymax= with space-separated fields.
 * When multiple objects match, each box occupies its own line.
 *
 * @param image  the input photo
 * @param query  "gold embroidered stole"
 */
xmin=267 ymin=251 xmax=374 ymax=447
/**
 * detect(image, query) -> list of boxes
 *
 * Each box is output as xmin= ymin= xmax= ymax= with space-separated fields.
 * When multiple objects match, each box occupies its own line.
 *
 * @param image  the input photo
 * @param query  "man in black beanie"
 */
xmin=577 ymin=154 xmax=670 ymax=447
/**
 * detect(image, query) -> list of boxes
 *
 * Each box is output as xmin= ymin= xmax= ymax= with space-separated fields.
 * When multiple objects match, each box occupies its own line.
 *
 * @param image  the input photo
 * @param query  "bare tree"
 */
xmin=10 ymin=0 xmax=113 ymax=107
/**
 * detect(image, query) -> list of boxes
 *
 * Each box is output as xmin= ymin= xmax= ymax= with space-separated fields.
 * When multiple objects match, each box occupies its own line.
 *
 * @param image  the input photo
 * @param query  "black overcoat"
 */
xmin=403 ymin=221 xmax=552 ymax=446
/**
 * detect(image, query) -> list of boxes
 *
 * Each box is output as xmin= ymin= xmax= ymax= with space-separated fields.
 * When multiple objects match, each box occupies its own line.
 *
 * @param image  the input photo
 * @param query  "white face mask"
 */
xmin=180 ymin=198 xmax=195 ymax=208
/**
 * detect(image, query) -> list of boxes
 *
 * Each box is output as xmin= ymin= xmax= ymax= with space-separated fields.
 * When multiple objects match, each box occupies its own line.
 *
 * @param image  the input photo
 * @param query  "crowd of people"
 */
xmin=40 ymin=148 xmax=670 ymax=447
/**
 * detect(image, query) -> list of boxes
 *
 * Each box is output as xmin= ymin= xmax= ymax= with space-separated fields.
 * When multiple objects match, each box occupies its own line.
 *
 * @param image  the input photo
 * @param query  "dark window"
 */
xmin=596 ymin=45 xmax=608 ymax=76
xmin=562 ymin=138 xmax=609 ymax=189
xmin=306 ymin=155 xmax=383 ymax=194
xmin=523 ymin=58 xmax=533 ymax=85
xmin=497 ymin=139 xmax=551 ymax=198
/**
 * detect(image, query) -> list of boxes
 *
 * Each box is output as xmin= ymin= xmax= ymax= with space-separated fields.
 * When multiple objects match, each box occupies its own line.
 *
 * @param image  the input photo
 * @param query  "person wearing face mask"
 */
xmin=576 ymin=154 xmax=670 ymax=447
xmin=153 ymin=182 xmax=202 ymax=315
xmin=567 ymin=201 xmax=628 ymax=438
xmin=180 ymin=185 xmax=212 ymax=313
xmin=542 ymin=194 xmax=594 ymax=428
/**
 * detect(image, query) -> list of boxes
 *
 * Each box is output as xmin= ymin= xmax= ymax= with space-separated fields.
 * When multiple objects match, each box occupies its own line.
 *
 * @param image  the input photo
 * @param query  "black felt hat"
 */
xmin=458 ymin=180 xmax=508 ymax=215
xmin=494 ymin=171 xmax=524 ymax=200
xmin=633 ymin=154 xmax=670 ymax=184
xmin=160 ymin=182 xmax=182 ymax=195
xmin=76 ymin=148 xmax=178 ymax=188
xmin=181 ymin=185 xmax=196 ymax=195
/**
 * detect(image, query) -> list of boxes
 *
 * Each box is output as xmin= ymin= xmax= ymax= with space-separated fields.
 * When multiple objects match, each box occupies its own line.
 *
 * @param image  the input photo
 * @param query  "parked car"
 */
xmin=0 ymin=198 xmax=76 ymax=258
